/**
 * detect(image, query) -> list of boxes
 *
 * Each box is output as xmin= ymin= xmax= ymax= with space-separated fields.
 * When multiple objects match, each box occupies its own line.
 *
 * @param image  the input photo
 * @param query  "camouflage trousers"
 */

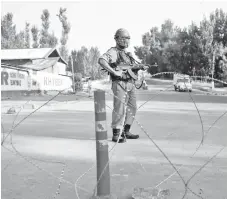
xmin=111 ymin=80 xmax=137 ymax=130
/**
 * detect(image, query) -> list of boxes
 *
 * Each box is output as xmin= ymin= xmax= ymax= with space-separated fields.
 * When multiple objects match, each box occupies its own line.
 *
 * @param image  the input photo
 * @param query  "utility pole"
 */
xmin=71 ymin=56 xmax=76 ymax=93
xmin=211 ymin=48 xmax=216 ymax=90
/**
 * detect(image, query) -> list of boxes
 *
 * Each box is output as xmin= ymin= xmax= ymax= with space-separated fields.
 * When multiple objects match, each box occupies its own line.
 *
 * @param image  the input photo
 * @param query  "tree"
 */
xmin=69 ymin=46 xmax=102 ymax=80
xmin=1 ymin=13 xmax=28 ymax=49
xmin=39 ymin=9 xmax=58 ymax=48
xmin=86 ymin=47 xmax=101 ymax=80
xmin=185 ymin=22 xmax=209 ymax=74
xmin=198 ymin=9 xmax=227 ymax=79
xmin=134 ymin=18 xmax=213 ymax=76
xmin=57 ymin=7 xmax=71 ymax=62
xmin=14 ymin=31 xmax=25 ymax=49
xmin=40 ymin=9 xmax=50 ymax=47
xmin=211 ymin=9 xmax=227 ymax=46
xmin=1 ymin=10 xmax=58 ymax=50
xmin=135 ymin=20 xmax=182 ymax=75
xmin=31 ymin=26 xmax=39 ymax=48
xmin=25 ymin=22 xmax=30 ymax=48
xmin=160 ymin=19 xmax=175 ymax=42
xmin=198 ymin=17 xmax=214 ymax=73
xmin=1 ymin=13 xmax=17 ymax=49
xmin=48 ymin=32 xmax=58 ymax=47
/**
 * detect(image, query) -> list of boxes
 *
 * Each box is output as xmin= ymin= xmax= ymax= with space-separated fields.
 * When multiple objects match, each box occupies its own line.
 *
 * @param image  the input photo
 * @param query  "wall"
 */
xmin=55 ymin=62 xmax=66 ymax=75
xmin=1 ymin=67 xmax=30 ymax=91
xmin=1 ymin=67 xmax=72 ymax=94
xmin=41 ymin=62 xmax=66 ymax=75
xmin=31 ymin=71 xmax=72 ymax=91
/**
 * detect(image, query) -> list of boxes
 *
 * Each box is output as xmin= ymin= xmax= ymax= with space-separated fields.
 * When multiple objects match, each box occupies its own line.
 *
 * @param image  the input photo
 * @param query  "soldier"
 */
xmin=98 ymin=28 xmax=139 ymax=143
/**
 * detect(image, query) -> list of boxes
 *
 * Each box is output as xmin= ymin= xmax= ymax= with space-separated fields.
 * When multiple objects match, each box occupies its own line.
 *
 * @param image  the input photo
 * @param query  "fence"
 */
xmin=1 ymin=72 xmax=227 ymax=199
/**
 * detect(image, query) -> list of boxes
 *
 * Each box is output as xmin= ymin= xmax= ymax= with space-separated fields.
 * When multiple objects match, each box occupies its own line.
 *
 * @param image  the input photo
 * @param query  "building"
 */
xmin=1 ymin=47 xmax=69 ymax=75
xmin=1 ymin=47 xmax=73 ymax=97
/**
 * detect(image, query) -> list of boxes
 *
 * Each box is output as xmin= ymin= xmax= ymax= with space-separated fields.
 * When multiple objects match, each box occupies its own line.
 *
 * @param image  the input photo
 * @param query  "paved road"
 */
xmin=2 ymin=94 xmax=227 ymax=146
xmin=2 ymin=88 xmax=227 ymax=103
xmin=2 ymin=91 xmax=227 ymax=199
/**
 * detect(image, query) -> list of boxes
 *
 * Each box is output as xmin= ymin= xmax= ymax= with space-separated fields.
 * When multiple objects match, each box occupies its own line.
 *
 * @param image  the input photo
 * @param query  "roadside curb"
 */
xmin=194 ymin=87 xmax=227 ymax=96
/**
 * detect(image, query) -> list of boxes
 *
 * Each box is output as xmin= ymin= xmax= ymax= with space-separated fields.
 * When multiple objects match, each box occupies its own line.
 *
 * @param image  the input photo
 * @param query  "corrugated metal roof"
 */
xmin=1 ymin=57 xmax=58 ymax=71
xmin=24 ymin=58 xmax=59 ymax=70
xmin=1 ymin=62 xmax=29 ymax=72
xmin=1 ymin=48 xmax=53 ymax=60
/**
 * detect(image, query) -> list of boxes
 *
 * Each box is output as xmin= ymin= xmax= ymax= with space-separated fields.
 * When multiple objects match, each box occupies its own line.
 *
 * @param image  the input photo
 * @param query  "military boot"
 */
xmin=124 ymin=124 xmax=139 ymax=139
xmin=112 ymin=129 xmax=126 ymax=143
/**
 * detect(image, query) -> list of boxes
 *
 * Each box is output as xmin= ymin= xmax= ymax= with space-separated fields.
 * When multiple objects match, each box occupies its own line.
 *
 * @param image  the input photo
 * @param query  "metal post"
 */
xmin=94 ymin=90 xmax=110 ymax=197
xmin=71 ymin=56 xmax=76 ymax=93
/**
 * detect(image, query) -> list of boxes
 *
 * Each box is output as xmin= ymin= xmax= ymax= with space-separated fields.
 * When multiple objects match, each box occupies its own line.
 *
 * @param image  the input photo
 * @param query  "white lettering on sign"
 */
xmin=1 ymin=68 xmax=28 ymax=90
xmin=1 ymin=68 xmax=72 ymax=91
xmin=44 ymin=76 xmax=62 ymax=87
xmin=10 ymin=72 xmax=16 ymax=78
xmin=44 ymin=77 xmax=52 ymax=86
xmin=54 ymin=79 xmax=62 ymax=86
xmin=17 ymin=73 xmax=25 ymax=79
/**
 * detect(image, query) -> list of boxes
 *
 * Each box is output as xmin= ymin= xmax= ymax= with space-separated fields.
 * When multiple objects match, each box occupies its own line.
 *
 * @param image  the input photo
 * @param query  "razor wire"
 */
xmin=1 ymin=87 xmax=95 ymax=199
xmin=1 ymin=72 xmax=227 ymax=199
xmin=1 ymin=76 xmax=225 ymax=199
xmin=152 ymin=109 xmax=227 ymax=191
xmin=89 ymin=72 xmax=227 ymax=198
xmin=77 ymin=73 xmax=226 ymax=199
xmin=2 ymin=84 xmax=227 ymax=199
xmin=75 ymin=77 xmax=179 ymax=198
xmin=106 ymin=72 xmax=206 ymax=148
xmin=77 ymin=73 xmax=202 ymax=198
xmin=101 ymin=81 xmax=197 ymax=198
xmin=1 ymin=86 xmax=91 ymax=145
xmin=191 ymin=75 xmax=227 ymax=85
xmin=74 ymin=83 xmax=176 ymax=199
xmin=2 ymin=145 xmax=90 ymax=194
xmin=181 ymin=146 xmax=226 ymax=199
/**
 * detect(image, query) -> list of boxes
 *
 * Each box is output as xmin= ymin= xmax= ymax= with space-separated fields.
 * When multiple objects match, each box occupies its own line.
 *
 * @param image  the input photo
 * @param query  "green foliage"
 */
xmin=74 ymin=73 xmax=82 ymax=82
xmin=24 ymin=22 xmax=30 ymax=48
xmin=69 ymin=47 xmax=102 ymax=80
xmin=134 ymin=9 xmax=227 ymax=81
xmin=39 ymin=9 xmax=58 ymax=48
xmin=57 ymin=7 xmax=71 ymax=62
xmin=40 ymin=9 xmax=50 ymax=47
xmin=1 ymin=12 xmax=25 ymax=49
xmin=1 ymin=11 xmax=58 ymax=49
xmin=31 ymin=26 xmax=39 ymax=48
xmin=48 ymin=32 xmax=58 ymax=48
xmin=14 ymin=31 xmax=26 ymax=49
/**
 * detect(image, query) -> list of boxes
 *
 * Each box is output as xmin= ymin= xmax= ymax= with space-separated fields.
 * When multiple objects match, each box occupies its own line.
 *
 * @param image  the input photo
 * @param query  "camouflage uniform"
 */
xmin=100 ymin=47 xmax=137 ymax=130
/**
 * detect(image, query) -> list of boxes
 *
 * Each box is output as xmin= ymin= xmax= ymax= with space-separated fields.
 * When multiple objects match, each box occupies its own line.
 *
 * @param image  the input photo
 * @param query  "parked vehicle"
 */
xmin=173 ymin=74 xmax=192 ymax=92
xmin=82 ymin=77 xmax=91 ymax=92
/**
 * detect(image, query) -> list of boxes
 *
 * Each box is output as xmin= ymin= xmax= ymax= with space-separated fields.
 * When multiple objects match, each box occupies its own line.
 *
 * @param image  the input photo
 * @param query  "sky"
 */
xmin=1 ymin=0 xmax=227 ymax=55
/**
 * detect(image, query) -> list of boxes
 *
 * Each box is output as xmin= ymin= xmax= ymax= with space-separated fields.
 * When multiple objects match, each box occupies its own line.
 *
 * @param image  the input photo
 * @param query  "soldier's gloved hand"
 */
xmin=114 ymin=70 xmax=123 ymax=77
xmin=143 ymin=65 xmax=149 ymax=70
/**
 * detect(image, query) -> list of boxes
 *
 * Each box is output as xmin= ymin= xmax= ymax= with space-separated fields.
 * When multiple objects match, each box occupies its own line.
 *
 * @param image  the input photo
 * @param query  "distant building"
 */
xmin=1 ymin=47 xmax=69 ymax=75
xmin=1 ymin=48 xmax=73 ymax=97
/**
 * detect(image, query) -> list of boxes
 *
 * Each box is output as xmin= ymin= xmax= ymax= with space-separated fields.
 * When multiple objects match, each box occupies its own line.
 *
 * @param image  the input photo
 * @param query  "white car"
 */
xmin=82 ymin=77 xmax=92 ymax=92
xmin=174 ymin=79 xmax=192 ymax=92
xmin=82 ymin=81 xmax=89 ymax=91
xmin=173 ymin=74 xmax=192 ymax=92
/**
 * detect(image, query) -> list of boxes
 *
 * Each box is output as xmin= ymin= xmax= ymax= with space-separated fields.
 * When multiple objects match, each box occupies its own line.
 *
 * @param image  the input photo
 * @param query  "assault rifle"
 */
xmin=116 ymin=63 xmax=158 ymax=80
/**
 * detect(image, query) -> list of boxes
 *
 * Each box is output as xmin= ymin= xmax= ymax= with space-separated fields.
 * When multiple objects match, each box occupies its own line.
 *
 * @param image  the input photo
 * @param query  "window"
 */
xmin=177 ymin=79 xmax=189 ymax=83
